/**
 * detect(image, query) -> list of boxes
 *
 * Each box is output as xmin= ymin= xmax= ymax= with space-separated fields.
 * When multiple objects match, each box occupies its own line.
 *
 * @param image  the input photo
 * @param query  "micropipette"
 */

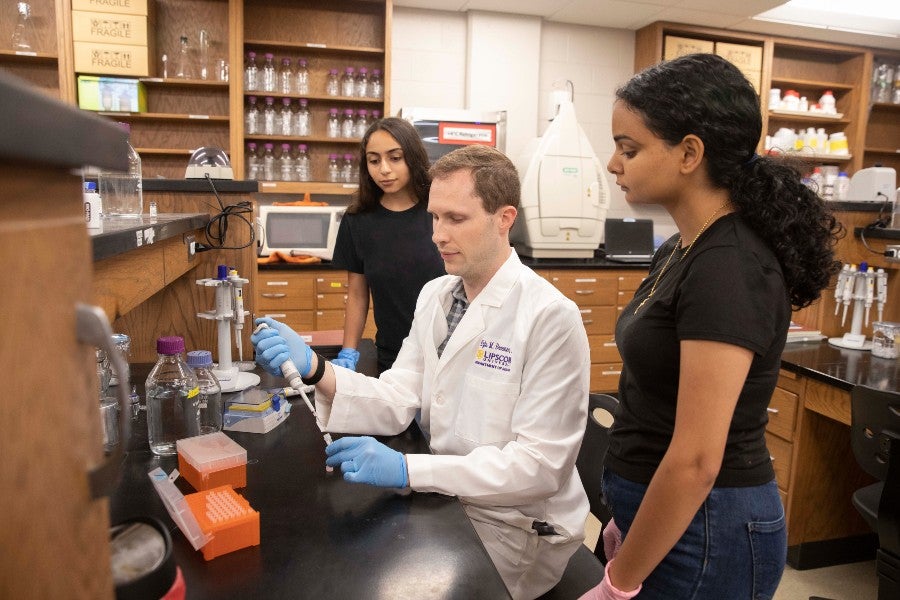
xmin=253 ymin=323 xmax=333 ymax=461
xmin=229 ymin=268 xmax=246 ymax=363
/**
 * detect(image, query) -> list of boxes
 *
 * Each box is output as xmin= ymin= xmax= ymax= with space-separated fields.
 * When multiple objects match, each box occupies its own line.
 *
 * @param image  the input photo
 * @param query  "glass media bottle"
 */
xmin=145 ymin=336 xmax=201 ymax=456
xmin=186 ymin=350 xmax=223 ymax=435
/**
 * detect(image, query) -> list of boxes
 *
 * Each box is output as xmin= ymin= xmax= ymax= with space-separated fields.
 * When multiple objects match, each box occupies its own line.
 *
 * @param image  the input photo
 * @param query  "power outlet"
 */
xmin=185 ymin=234 xmax=197 ymax=260
xmin=886 ymin=244 xmax=900 ymax=263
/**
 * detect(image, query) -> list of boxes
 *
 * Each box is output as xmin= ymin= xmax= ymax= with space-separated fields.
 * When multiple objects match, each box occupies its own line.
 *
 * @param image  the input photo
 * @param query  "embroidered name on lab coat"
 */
xmin=475 ymin=339 xmax=512 ymax=372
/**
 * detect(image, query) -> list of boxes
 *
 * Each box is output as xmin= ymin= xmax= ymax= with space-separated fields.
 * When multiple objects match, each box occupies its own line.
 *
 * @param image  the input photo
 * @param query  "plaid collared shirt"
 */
xmin=437 ymin=280 xmax=469 ymax=358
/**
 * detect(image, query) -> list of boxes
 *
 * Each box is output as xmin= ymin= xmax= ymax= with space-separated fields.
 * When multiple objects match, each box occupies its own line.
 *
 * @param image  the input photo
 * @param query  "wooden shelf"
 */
xmin=246 ymin=134 xmax=361 ymax=143
xmin=0 ymin=49 xmax=57 ymax=63
xmin=864 ymin=147 xmax=900 ymax=155
xmin=244 ymin=39 xmax=384 ymax=56
xmin=98 ymin=112 xmax=230 ymax=122
xmin=243 ymin=91 xmax=382 ymax=104
xmin=769 ymin=152 xmax=853 ymax=163
xmin=769 ymin=110 xmax=849 ymax=124
xmin=870 ymin=102 xmax=900 ymax=112
xmin=134 ymin=148 xmax=194 ymax=155
xmin=770 ymin=77 xmax=855 ymax=91
xmin=139 ymin=78 xmax=229 ymax=88
xmin=256 ymin=180 xmax=359 ymax=194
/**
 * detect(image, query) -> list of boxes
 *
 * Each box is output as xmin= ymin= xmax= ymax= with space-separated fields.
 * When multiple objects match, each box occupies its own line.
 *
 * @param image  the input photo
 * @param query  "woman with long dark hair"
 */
xmin=581 ymin=53 xmax=842 ymax=600
xmin=330 ymin=117 xmax=445 ymax=373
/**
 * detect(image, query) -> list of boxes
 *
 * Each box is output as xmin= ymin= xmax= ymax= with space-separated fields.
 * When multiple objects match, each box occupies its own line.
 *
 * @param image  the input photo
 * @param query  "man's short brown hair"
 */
xmin=429 ymin=145 xmax=520 ymax=213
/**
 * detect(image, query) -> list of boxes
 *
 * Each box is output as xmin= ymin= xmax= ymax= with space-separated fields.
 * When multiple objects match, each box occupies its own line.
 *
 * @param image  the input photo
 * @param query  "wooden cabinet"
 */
xmin=766 ymin=369 xmax=802 ymax=511
xmin=865 ymin=52 xmax=900 ymax=174
xmin=237 ymin=0 xmax=391 ymax=195
xmin=536 ymin=268 xmax=647 ymax=392
xmin=1 ymin=0 xmax=393 ymax=185
xmin=256 ymin=268 xmax=375 ymax=338
xmin=634 ymin=21 xmax=893 ymax=177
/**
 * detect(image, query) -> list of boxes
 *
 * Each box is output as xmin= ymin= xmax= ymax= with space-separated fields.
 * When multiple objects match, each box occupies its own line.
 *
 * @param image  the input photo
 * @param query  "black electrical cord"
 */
xmin=858 ymin=192 xmax=892 ymax=255
xmin=195 ymin=174 xmax=255 ymax=251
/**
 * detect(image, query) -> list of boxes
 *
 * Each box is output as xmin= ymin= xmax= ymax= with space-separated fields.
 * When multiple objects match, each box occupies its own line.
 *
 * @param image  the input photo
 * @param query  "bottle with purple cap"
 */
xmin=145 ymin=336 xmax=201 ymax=455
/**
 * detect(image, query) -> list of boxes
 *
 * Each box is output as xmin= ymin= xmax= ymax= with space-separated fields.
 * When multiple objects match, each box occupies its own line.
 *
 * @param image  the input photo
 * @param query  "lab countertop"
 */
xmin=780 ymin=340 xmax=899 ymax=392
xmin=109 ymin=341 xmax=510 ymax=599
xmin=90 ymin=213 xmax=208 ymax=261
xmin=259 ymin=250 xmax=651 ymax=271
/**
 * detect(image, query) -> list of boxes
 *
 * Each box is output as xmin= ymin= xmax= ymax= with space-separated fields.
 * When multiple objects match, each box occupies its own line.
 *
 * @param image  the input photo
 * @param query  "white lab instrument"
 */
xmin=511 ymin=87 xmax=609 ymax=258
xmin=846 ymin=166 xmax=896 ymax=202
xmin=196 ymin=266 xmax=260 ymax=392
xmin=829 ymin=262 xmax=890 ymax=351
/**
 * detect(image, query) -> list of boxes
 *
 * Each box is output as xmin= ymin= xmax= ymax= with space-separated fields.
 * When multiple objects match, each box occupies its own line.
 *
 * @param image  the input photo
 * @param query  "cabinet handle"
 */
xmin=767 ymin=407 xmax=780 ymax=414
xmin=261 ymin=292 xmax=287 ymax=298
xmin=575 ymin=278 xmax=598 ymax=283
xmin=603 ymin=342 xmax=617 ymax=347
xmin=266 ymin=281 xmax=289 ymax=286
xmin=582 ymin=319 xmax=594 ymax=325
xmin=76 ymin=303 xmax=131 ymax=500
xmin=602 ymin=369 xmax=622 ymax=375
xmin=575 ymin=290 xmax=595 ymax=295
xmin=770 ymin=456 xmax=775 ymax=462
xmin=264 ymin=313 xmax=287 ymax=318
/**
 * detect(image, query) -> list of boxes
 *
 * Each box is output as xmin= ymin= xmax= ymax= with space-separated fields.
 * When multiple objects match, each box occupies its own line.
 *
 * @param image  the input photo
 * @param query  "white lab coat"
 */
xmin=319 ymin=251 xmax=591 ymax=598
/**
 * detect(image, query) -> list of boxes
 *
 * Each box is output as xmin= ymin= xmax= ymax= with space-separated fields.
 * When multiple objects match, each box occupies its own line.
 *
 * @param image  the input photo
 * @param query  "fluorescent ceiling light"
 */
xmin=753 ymin=0 xmax=900 ymax=38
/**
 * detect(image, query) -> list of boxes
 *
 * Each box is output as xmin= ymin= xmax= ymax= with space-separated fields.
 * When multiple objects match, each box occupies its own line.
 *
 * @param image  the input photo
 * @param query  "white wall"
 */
xmin=390 ymin=7 xmax=677 ymax=238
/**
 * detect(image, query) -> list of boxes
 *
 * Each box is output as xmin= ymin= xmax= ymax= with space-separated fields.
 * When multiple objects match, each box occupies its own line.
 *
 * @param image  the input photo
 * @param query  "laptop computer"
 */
xmin=603 ymin=218 xmax=655 ymax=263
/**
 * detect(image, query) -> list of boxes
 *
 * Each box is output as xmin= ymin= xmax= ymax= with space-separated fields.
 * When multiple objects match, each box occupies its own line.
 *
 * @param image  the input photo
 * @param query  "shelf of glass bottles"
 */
xmin=247 ymin=141 xmax=359 ymax=194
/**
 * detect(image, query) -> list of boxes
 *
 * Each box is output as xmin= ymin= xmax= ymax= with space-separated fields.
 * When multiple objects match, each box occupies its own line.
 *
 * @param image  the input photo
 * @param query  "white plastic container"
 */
xmin=83 ymin=181 xmax=102 ymax=228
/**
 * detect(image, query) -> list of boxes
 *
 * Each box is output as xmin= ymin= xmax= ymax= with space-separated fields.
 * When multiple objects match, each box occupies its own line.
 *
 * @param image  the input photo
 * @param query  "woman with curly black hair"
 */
xmin=581 ymin=53 xmax=841 ymax=600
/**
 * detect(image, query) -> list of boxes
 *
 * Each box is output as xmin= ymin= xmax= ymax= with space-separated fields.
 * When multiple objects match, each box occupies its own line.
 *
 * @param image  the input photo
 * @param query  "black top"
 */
xmin=108 ymin=346 xmax=510 ymax=599
xmin=607 ymin=214 xmax=787 ymax=487
xmin=331 ymin=202 xmax=445 ymax=367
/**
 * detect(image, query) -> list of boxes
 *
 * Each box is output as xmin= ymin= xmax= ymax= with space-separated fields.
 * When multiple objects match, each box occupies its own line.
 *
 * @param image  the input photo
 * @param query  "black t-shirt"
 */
xmin=606 ymin=213 xmax=787 ymax=487
xmin=331 ymin=202 xmax=445 ymax=367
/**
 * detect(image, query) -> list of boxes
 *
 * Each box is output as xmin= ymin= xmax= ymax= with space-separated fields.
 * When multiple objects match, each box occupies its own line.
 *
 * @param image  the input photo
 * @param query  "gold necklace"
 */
xmin=634 ymin=201 xmax=730 ymax=315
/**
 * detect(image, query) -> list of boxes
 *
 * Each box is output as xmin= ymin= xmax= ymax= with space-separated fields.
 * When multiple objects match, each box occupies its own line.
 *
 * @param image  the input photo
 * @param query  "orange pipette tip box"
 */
xmin=177 ymin=432 xmax=247 ymax=491
xmin=184 ymin=486 xmax=260 ymax=560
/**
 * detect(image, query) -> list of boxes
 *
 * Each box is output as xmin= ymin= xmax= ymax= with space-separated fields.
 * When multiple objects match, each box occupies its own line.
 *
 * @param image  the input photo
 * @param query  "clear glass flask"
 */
xmin=186 ymin=351 xmax=222 ymax=435
xmin=11 ymin=2 xmax=35 ymax=51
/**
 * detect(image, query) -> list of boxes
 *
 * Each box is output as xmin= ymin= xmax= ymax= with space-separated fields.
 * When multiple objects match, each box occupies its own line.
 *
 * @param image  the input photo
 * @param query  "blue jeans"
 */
xmin=602 ymin=470 xmax=787 ymax=600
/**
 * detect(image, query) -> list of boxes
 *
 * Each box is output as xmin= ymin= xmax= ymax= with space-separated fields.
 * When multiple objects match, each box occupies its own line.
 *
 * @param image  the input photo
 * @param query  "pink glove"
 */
xmin=603 ymin=518 xmax=623 ymax=562
xmin=577 ymin=559 xmax=642 ymax=600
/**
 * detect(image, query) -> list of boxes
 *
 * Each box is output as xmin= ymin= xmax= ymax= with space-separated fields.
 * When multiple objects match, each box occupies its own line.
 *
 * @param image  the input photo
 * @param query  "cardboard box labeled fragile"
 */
xmin=664 ymin=35 xmax=715 ymax=60
xmin=74 ymin=41 xmax=149 ymax=76
xmin=716 ymin=42 xmax=764 ymax=71
xmin=72 ymin=10 xmax=148 ymax=46
xmin=72 ymin=0 xmax=147 ymax=16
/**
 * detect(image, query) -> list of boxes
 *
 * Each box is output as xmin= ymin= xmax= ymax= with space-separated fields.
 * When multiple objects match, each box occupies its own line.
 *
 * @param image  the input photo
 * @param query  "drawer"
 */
xmin=766 ymin=386 xmax=798 ymax=441
xmin=550 ymin=274 xmax=617 ymax=306
xmin=590 ymin=363 xmax=622 ymax=393
xmin=257 ymin=273 xmax=315 ymax=310
xmin=316 ymin=309 xmax=346 ymax=330
xmin=616 ymin=272 xmax=648 ymax=292
xmin=589 ymin=335 xmax=620 ymax=363
xmin=579 ymin=306 xmax=617 ymax=335
xmin=766 ymin=432 xmax=793 ymax=492
xmin=316 ymin=293 xmax=348 ymax=310
xmin=316 ymin=274 xmax=349 ymax=294
xmin=256 ymin=310 xmax=315 ymax=333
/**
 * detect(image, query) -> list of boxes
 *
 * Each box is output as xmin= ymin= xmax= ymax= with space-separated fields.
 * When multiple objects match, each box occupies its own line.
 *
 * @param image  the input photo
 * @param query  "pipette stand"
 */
xmin=197 ymin=269 xmax=260 ymax=392
xmin=828 ymin=271 xmax=873 ymax=351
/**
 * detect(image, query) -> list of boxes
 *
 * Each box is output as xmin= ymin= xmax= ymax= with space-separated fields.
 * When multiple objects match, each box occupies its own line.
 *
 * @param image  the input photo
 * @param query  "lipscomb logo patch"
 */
xmin=475 ymin=339 xmax=512 ymax=372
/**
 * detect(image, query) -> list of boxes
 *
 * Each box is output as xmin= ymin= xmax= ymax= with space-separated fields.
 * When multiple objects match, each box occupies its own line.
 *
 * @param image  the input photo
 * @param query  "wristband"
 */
xmin=301 ymin=352 xmax=326 ymax=385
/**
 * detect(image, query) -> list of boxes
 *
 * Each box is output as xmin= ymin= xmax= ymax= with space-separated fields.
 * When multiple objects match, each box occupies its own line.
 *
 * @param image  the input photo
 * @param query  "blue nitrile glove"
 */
xmin=251 ymin=317 xmax=313 ymax=378
xmin=330 ymin=347 xmax=360 ymax=371
xmin=325 ymin=436 xmax=408 ymax=488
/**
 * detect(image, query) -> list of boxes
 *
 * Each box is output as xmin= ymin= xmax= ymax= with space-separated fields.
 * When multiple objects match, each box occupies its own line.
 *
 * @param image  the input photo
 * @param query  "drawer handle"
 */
xmin=770 ymin=455 xmax=775 ymax=462
xmin=582 ymin=319 xmax=594 ymax=325
xmin=602 ymin=369 xmax=622 ymax=375
xmin=264 ymin=313 xmax=287 ymax=318
xmin=575 ymin=278 xmax=598 ymax=283
xmin=603 ymin=342 xmax=617 ymax=347
xmin=266 ymin=281 xmax=289 ymax=286
xmin=575 ymin=290 xmax=595 ymax=295
xmin=767 ymin=407 xmax=779 ymax=414
xmin=261 ymin=292 xmax=287 ymax=298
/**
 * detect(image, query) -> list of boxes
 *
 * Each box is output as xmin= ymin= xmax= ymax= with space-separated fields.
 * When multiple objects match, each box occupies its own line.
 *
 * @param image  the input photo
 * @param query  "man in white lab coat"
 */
xmin=252 ymin=144 xmax=591 ymax=600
